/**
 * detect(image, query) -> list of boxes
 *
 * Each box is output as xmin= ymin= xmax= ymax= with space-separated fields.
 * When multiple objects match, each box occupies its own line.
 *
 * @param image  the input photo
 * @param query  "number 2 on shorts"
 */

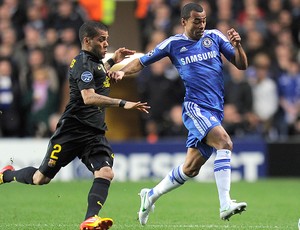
xmin=50 ymin=144 xmax=62 ymax=160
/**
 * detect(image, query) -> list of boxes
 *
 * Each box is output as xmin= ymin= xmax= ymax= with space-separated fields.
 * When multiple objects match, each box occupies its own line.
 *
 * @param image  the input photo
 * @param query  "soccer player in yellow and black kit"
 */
xmin=0 ymin=21 xmax=150 ymax=230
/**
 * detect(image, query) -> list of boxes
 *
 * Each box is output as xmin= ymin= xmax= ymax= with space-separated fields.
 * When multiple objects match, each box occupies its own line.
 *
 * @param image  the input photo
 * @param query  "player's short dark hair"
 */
xmin=181 ymin=3 xmax=204 ymax=20
xmin=79 ymin=21 xmax=108 ymax=43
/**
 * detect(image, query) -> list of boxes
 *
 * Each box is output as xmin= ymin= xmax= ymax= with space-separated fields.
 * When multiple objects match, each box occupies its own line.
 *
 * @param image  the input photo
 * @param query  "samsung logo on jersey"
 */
xmin=180 ymin=51 xmax=217 ymax=65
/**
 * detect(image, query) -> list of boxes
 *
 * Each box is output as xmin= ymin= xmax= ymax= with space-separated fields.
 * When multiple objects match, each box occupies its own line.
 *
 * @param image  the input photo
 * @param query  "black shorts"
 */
xmin=39 ymin=119 xmax=114 ymax=179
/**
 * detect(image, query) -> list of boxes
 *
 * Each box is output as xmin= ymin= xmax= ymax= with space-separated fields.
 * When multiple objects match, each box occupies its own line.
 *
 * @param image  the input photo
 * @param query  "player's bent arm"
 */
xmin=231 ymin=44 xmax=248 ymax=70
xmin=108 ymin=58 xmax=144 ymax=81
xmin=120 ymin=58 xmax=144 ymax=76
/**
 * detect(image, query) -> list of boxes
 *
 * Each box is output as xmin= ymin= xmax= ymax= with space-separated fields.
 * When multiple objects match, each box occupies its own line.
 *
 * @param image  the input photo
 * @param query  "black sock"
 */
xmin=3 ymin=167 xmax=37 ymax=185
xmin=85 ymin=178 xmax=111 ymax=220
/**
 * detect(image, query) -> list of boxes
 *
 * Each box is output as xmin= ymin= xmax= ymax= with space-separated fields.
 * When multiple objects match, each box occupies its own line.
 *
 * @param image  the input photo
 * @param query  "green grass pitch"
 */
xmin=0 ymin=179 xmax=299 ymax=229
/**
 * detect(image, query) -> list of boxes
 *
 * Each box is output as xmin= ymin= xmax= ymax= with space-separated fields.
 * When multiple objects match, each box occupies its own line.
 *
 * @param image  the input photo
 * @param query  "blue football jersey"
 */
xmin=140 ymin=29 xmax=235 ymax=113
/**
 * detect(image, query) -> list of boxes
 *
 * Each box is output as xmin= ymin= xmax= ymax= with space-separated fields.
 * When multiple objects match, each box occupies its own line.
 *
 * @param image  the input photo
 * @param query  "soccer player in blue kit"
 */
xmin=109 ymin=2 xmax=248 ymax=225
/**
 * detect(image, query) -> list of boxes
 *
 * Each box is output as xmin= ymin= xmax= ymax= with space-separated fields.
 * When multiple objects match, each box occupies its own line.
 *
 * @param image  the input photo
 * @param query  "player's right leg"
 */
xmin=220 ymin=200 xmax=247 ymax=220
xmin=206 ymin=122 xmax=247 ymax=220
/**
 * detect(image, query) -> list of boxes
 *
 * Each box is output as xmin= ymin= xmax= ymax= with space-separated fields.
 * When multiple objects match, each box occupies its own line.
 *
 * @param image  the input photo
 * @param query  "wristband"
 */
xmin=119 ymin=100 xmax=127 ymax=108
xmin=107 ymin=58 xmax=115 ymax=67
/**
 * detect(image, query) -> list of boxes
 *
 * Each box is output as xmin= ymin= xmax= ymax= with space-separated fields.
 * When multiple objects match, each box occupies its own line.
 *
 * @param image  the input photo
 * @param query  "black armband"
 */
xmin=119 ymin=100 xmax=127 ymax=108
xmin=107 ymin=58 xmax=115 ymax=67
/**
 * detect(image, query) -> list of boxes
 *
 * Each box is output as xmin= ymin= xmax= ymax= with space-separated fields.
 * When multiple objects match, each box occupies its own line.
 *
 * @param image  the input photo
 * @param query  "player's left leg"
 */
xmin=84 ymin=166 xmax=113 ymax=220
xmin=80 ymin=140 xmax=114 ymax=229
xmin=138 ymin=147 xmax=205 ymax=225
xmin=80 ymin=215 xmax=113 ymax=230
xmin=0 ymin=165 xmax=15 ymax=184
xmin=206 ymin=125 xmax=247 ymax=220
xmin=0 ymin=165 xmax=39 ymax=185
xmin=138 ymin=163 xmax=190 ymax=226
xmin=215 ymin=149 xmax=246 ymax=220
xmin=80 ymin=165 xmax=113 ymax=229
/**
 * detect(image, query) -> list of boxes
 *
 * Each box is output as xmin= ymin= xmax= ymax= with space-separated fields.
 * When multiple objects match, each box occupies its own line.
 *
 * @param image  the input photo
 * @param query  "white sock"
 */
xmin=214 ymin=149 xmax=232 ymax=211
xmin=148 ymin=164 xmax=190 ymax=204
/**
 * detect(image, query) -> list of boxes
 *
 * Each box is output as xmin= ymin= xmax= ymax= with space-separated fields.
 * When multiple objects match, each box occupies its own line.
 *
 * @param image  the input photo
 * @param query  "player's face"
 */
xmin=88 ymin=29 xmax=109 ymax=59
xmin=182 ymin=10 xmax=206 ymax=40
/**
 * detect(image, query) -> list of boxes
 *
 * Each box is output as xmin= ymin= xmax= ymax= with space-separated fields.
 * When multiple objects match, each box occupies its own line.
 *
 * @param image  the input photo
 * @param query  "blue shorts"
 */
xmin=182 ymin=101 xmax=223 ymax=159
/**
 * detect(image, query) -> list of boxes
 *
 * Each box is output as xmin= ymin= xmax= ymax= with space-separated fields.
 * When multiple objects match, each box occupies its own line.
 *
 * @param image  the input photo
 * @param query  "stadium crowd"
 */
xmin=0 ymin=0 xmax=299 ymax=142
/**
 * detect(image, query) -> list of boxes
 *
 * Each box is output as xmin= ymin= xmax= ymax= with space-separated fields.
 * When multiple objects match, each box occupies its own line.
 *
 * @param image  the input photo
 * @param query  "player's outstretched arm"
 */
xmin=227 ymin=28 xmax=248 ymax=70
xmin=81 ymin=88 xmax=150 ymax=113
xmin=108 ymin=58 xmax=144 ymax=82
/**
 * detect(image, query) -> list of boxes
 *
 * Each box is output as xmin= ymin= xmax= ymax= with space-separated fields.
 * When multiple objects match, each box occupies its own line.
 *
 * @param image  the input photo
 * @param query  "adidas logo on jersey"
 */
xmin=180 ymin=47 xmax=188 ymax=52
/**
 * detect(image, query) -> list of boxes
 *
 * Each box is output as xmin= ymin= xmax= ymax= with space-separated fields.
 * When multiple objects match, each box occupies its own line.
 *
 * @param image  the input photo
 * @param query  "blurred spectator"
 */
xmin=145 ymin=29 xmax=167 ymax=52
xmin=136 ymin=58 xmax=185 ymax=139
xmin=52 ymin=43 xmax=69 ymax=89
xmin=250 ymin=53 xmax=279 ymax=139
xmin=54 ymin=42 xmax=77 ymax=89
xmin=276 ymin=28 xmax=296 ymax=48
xmin=272 ymin=43 xmax=295 ymax=79
xmin=135 ymin=0 xmax=167 ymax=50
xmin=0 ymin=26 xmax=20 ymax=61
xmin=143 ymin=3 xmax=174 ymax=50
xmin=22 ymin=67 xmax=59 ymax=137
xmin=44 ymin=27 xmax=59 ymax=65
xmin=223 ymin=64 xmax=255 ymax=137
xmin=0 ymin=58 xmax=21 ymax=136
xmin=244 ymin=29 xmax=269 ymax=65
xmin=237 ymin=0 xmax=265 ymax=26
xmin=162 ymin=104 xmax=188 ymax=138
xmin=25 ymin=1 xmax=47 ymax=34
xmin=59 ymin=26 xmax=78 ymax=45
xmin=20 ymin=47 xmax=59 ymax=137
xmin=14 ymin=24 xmax=46 ymax=93
xmin=46 ymin=0 xmax=85 ymax=40
xmin=30 ymin=0 xmax=50 ymax=20
xmin=278 ymin=9 xmax=293 ymax=29
xmin=0 ymin=0 xmax=27 ymax=40
xmin=264 ymin=0 xmax=286 ymax=22
xmin=216 ymin=0 xmax=232 ymax=22
xmin=23 ymin=48 xmax=58 ymax=92
xmin=48 ymin=43 xmax=80 ymax=134
xmin=277 ymin=61 xmax=300 ymax=137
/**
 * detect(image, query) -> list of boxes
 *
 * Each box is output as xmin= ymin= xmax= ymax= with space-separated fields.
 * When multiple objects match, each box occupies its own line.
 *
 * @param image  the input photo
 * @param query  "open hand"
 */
xmin=124 ymin=101 xmax=150 ymax=113
xmin=112 ymin=47 xmax=136 ymax=63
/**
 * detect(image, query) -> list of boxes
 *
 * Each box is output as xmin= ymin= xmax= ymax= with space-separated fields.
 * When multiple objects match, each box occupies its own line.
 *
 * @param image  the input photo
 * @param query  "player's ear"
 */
xmin=83 ymin=37 xmax=90 ymax=44
xmin=181 ymin=18 xmax=186 ymax=26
